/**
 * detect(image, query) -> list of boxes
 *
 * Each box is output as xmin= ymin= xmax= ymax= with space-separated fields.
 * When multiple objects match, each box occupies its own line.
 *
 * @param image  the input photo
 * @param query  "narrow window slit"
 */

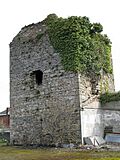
xmin=33 ymin=70 xmax=43 ymax=85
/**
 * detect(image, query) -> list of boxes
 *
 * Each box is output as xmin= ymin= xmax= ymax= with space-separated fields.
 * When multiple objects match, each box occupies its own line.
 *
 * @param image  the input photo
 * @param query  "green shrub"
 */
xmin=99 ymin=91 xmax=120 ymax=104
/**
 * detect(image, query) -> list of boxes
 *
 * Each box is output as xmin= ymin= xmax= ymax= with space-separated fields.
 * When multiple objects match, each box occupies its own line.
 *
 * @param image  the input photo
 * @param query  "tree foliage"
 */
xmin=45 ymin=14 xmax=112 ymax=76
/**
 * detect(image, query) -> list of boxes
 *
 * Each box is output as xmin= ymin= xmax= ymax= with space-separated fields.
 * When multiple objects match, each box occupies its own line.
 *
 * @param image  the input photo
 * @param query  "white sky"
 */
xmin=0 ymin=0 xmax=120 ymax=111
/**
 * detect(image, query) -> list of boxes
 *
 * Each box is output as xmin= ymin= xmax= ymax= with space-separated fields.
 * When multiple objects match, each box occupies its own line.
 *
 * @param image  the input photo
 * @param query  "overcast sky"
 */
xmin=0 ymin=0 xmax=120 ymax=111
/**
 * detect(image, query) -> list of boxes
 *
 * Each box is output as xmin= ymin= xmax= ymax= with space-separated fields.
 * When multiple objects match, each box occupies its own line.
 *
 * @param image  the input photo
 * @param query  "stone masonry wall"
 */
xmin=10 ymin=22 xmax=82 ymax=145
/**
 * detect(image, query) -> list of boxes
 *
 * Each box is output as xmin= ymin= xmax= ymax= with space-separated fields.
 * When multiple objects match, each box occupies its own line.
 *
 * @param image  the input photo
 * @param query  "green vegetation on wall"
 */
xmin=45 ymin=14 xmax=112 ymax=76
xmin=36 ymin=33 xmax=44 ymax=40
xmin=99 ymin=91 xmax=120 ymax=104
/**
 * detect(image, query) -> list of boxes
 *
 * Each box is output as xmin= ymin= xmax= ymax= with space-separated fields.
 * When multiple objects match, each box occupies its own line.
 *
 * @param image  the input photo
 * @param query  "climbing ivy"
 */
xmin=45 ymin=14 xmax=112 ymax=76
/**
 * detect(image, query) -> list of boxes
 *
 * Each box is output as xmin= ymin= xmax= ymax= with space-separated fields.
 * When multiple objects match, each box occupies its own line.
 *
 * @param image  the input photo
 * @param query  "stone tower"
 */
xmin=10 ymin=16 xmax=114 ymax=146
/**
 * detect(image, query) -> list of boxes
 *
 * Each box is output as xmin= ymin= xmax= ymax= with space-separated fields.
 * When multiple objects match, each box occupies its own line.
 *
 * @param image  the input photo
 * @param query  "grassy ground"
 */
xmin=0 ymin=146 xmax=120 ymax=160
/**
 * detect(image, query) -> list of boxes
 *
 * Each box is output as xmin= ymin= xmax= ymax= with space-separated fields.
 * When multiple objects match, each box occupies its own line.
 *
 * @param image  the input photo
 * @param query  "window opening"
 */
xmin=33 ymin=70 xmax=43 ymax=85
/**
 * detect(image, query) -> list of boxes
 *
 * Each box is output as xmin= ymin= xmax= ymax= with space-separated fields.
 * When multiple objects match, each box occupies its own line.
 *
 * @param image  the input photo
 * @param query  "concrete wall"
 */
xmin=82 ymin=108 xmax=104 ymax=138
xmin=81 ymin=100 xmax=104 ymax=139
xmin=82 ymin=101 xmax=120 ymax=140
xmin=102 ymin=101 xmax=120 ymax=133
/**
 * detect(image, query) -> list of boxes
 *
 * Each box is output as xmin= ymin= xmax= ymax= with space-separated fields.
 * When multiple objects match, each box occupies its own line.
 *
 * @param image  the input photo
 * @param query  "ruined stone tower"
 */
xmin=10 ymin=15 xmax=114 ymax=145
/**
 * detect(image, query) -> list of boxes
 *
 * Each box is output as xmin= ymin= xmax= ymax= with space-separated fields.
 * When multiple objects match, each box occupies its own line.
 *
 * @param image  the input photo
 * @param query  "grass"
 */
xmin=0 ymin=146 xmax=120 ymax=160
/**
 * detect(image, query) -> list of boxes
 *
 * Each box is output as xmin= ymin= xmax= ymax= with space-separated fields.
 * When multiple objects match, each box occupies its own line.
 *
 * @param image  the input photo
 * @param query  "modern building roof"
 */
xmin=0 ymin=108 xmax=10 ymax=116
